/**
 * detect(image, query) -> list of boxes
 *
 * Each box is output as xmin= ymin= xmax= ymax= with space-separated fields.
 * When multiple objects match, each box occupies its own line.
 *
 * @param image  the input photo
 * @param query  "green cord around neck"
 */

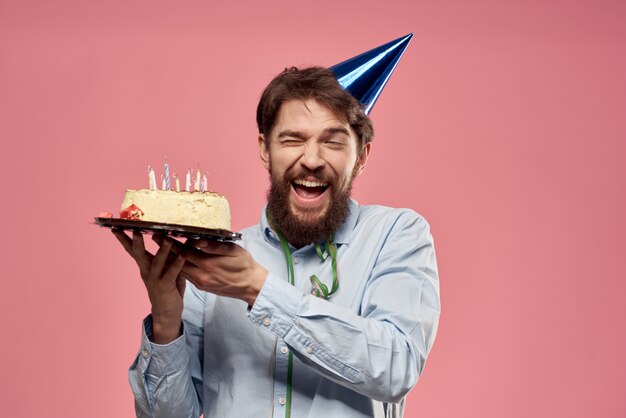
xmin=266 ymin=213 xmax=340 ymax=418
xmin=266 ymin=213 xmax=339 ymax=300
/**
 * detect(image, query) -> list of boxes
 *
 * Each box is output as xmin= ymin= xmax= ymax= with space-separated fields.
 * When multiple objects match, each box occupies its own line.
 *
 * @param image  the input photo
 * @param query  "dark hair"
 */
xmin=256 ymin=67 xmax=374 ymax=148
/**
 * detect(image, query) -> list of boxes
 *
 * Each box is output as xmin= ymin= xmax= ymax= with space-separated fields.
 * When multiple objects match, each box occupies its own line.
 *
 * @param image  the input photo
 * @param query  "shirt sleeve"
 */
xmin=129 ymin=282 xmax=206 ymax=418
xmin=248 ymin=210 xmax=440 ymax=403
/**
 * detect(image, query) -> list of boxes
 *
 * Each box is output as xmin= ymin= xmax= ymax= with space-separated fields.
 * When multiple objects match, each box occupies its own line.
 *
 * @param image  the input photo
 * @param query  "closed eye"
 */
xmin=280 ymin=138 xmax=305 ymax=145
xmin=277 ymin=130 xmax=308 ymax=146
xmin=324 ymin=137 xmax=348 ymax=148
xmin=320 ymin=127 xmax=350 ymax=146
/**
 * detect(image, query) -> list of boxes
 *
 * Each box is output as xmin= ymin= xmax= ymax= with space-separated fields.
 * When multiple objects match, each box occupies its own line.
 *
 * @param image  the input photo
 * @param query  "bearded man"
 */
xmin=114 ymin=66 xmax=440 ymax=418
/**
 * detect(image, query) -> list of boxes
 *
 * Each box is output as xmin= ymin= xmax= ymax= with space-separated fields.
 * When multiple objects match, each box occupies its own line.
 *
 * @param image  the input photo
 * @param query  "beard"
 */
xmin=266 ymin=164 xmax=355 ymax=247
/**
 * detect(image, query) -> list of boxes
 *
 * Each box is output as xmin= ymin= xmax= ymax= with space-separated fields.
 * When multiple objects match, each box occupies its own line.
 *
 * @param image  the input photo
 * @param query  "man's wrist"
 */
xmin=150 ymin=314 xmax=182 ymax=344
xmin=244 ymin=265 xmax=268 ymax=306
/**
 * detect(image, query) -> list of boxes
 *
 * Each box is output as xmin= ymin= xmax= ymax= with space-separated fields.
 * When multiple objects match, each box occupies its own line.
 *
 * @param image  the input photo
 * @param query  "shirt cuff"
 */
xmin=140 ymin=315 xmax=189 ymax=376
xmin=247 ymin=272 xmax=303 ymax=338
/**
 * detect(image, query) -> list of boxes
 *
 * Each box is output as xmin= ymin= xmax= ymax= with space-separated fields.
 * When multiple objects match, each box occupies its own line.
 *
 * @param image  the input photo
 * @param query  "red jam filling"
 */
xmin=119 ymin=204 xmax=144 ymax=220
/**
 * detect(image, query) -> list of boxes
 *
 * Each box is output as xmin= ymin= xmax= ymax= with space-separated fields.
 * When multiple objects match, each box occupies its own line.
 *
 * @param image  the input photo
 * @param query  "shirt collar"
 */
xmin=333 ymin=199 xmax=358 ymax=245
xmin=260 ymin=199 xmax=359 ymax=246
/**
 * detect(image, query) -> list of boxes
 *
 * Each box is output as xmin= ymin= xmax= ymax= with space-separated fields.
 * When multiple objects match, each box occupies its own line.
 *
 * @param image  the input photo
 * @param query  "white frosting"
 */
xmin=121 ymin=189 xmax=231 ymax=230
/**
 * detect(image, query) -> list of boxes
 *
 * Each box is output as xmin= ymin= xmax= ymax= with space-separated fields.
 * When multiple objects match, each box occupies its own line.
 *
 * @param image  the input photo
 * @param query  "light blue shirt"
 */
xmin=129 ymin=200 xmax=440 ymax=418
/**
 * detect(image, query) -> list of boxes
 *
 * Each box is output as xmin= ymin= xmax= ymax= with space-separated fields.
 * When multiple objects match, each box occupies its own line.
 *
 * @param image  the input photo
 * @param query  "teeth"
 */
xmin=294 ymin=179 xmax=328 ymax=188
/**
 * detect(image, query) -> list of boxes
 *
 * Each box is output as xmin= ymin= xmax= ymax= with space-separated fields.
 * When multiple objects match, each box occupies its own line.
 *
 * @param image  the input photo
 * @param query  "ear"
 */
xmin=258 ymin=134 xmax=270 ymax=170
xmin=354 ymin=142 xmax=371 ymax=177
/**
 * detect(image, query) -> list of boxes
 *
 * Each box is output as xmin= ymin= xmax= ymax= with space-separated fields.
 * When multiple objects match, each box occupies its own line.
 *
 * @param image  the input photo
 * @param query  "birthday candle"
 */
xmin=195 ymin=166 xmax=201 ymax=192
xmin=164 ymin=159 xmax=171 ymax=191
xmin=148 ymin=165 xmax=157 ymax=190
xmin=173 ymin=173 xmax=180 ymax=192
xmin=201 ymin=172 xmax=207 ymax=192
xmin=161 ymin=174 xmax=166 ymax=191
xmin=201 ymin=171 xmax=208 ymax=192
xmin=185 ymin=169 xmax=191 ymax=192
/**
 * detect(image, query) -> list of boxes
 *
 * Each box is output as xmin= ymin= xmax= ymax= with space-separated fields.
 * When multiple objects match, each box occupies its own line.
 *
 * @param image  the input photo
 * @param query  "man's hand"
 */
xmin=155 ymin=237 xmax=268 ymax=306
xmin=112 ymin=230 xmax=186 ymax=344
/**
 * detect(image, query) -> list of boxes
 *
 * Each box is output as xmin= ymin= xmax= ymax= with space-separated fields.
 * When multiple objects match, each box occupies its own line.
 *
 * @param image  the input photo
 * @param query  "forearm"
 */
xmin=129 ymin=316 xmax=203 ymax=418
xmin=130 ymin=359 xmax=201 ymax=418
xmin=248 ymin=273 xmax=439 ymax=403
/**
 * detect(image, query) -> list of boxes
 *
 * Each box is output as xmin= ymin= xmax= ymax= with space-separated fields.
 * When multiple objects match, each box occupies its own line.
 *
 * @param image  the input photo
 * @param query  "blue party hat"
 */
xmin=330 ymin=33 xmax=413 ymax=115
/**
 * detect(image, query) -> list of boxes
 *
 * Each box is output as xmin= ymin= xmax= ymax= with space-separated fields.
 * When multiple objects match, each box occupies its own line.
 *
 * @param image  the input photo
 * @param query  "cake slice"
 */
xmin=120 ymin=189 xmax=231 ymax=230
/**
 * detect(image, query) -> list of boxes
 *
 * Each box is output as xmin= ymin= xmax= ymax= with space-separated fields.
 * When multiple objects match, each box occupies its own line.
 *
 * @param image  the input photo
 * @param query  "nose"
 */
xmin=299 ymin=142 xmax=326 ymax=171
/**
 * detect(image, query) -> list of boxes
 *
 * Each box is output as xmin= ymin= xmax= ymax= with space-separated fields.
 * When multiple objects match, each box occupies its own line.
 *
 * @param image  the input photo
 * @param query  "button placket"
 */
xmin=272 ymin=339 xmax=289 ymax=415
xmin=291 ymin=251 xmax=301 ymax=289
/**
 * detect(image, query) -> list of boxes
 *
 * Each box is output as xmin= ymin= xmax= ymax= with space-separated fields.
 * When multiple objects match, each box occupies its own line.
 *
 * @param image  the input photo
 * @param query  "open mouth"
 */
xmin=291 ymin=179 xmax=330 ymax=207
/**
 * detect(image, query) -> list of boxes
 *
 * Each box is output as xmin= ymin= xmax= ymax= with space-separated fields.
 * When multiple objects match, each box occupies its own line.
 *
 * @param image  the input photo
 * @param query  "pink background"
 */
xmin=1 ymin=1 xmax=625 ymax=417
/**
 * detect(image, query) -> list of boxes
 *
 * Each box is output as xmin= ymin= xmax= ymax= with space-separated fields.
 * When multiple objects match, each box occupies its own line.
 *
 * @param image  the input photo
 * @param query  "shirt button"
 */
xmin=293 ymin=256 xmax=300 ymax=264
xmin=142 ymin=349 xmax=149 ymax=358
xmin=280 ymin=346 xmax=288 ymax=355
xmin=278 ymin=397 xmax=286 ymax=405
xmin=306 ymin=346 xmax=313 ymax=354
xmin=263 ymin=318 xmax=271 ymax=326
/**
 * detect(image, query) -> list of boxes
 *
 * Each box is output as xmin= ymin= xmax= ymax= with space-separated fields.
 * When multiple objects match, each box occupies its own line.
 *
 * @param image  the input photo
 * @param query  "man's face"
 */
xmin=259 ymin=99 xmax=370 ymax=246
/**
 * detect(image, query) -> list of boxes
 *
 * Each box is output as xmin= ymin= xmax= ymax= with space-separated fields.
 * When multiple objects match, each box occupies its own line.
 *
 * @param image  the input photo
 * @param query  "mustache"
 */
xmin=284 ymin=167 xmax=335 ymax=184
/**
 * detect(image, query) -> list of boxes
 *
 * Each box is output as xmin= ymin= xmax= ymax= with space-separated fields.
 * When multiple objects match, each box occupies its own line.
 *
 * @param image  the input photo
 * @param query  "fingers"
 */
xmin=180 ymin=262 xmax=206 ymax=284
xmin=150 ymin=237 xmax=174 ymax=279
xmin=177 ymin=241 xmax=239 ymax=268
xmin=183 ymin=237 xmax=202 ymax=248
xmin=149 ymin=236 xmax=193 ymax=285
xmin=152 ymin=235 xmax=235 ymax=257
xmin=112 ymin=229 xmax=154 ymax=260
xmin=112 ymin=229 xmax=152 ymax=271
xmin=175 ymin=272 xmax=187 ymax=298
xmin=152 ymin=235 xmax=210 ymax=266
xmin=131 ymin=232 xmax=152 ymax=277
xmin=196 ymin=239 xmax=238 ymax=256
xmin=163 ymin=254 xmax=186 ymax=283
xmin=112 ymin=229 xmax=133 ymax=254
